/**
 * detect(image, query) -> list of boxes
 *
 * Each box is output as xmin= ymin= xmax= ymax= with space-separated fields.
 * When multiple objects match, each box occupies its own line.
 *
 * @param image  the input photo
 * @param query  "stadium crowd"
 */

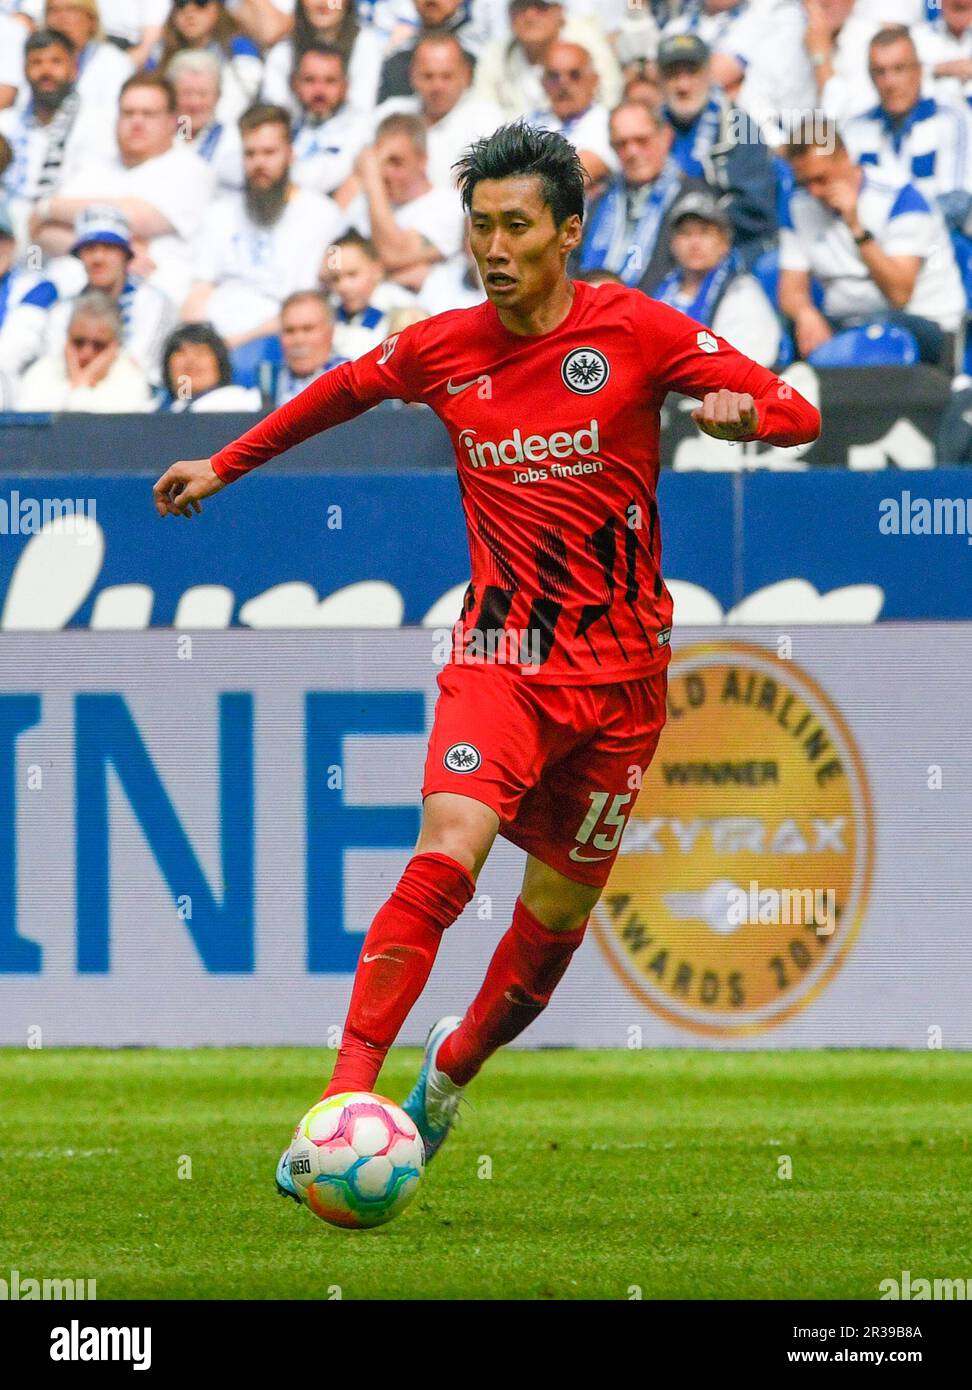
xmin=0 ymin=0 xmax=971 ymax=412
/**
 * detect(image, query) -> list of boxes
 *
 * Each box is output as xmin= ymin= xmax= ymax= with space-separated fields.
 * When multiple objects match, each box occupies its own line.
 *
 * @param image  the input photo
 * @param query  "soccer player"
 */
xmin=152 ymin=123 xmax=820 ymax=1190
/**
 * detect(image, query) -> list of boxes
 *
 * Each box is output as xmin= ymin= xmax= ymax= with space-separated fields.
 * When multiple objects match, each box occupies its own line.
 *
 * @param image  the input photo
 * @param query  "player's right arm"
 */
xmin=152 ymin=324 xmax=426 ymax=519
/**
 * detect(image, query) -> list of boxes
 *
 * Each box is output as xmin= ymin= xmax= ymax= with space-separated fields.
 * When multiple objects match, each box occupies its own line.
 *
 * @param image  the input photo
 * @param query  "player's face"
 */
xmin=329 ymin=245 xmax=382 ymax=314
xmin=468 ymin=175 xmax=581 ymax=310
xmin=25 ymin=44 xmax=76 ymax=102
xmin=45 ymin=0 xmax=95 ymax=50
xmin=661 ymin=62 xmax=710 ymax=121
xmin=869 ymin=39 xmax=922 ymax=116
xmin=610 ymin=108 xmax=668 ymax=185
xmin=376 ymin=134 xmax=427 ymax=204
xmin=173 ymin=0 xmax=221 ymax=44
xmin=293 ymin=54 xmax=347 ymax=119
xmin=117 ymin=88 xmax=177 ymax=162
xmin=411 ymin=46 xmax=469 ymax=122
xmin=243 ymin=123 xmax=292 ymax=189
xmin=174 ymin=71 xmax=220 ymax=131
xmin=671 ymin=217 xmax=729 ymax=273
xmin=78 ymin=241 xmax=129 ymax=290
xmin=281 ymin=301 xmax=333 ymax=373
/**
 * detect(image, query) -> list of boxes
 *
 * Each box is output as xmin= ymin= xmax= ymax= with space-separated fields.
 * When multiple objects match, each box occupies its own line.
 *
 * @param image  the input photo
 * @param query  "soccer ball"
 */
xmin=288 ymin=1092 xmax=425 ymax=1229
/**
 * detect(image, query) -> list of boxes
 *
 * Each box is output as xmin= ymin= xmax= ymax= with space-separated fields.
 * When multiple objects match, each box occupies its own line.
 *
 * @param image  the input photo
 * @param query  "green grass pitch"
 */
xmin=2 ymin=1048 xmax=969 ymax=1300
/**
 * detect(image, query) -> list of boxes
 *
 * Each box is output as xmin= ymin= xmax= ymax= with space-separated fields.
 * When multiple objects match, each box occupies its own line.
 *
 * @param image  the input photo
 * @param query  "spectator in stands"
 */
xmin=0 ymin=29 xmax=108 ymax=244
xmin=157 ymin=319 xmax=260 ymax=408
xmin=230 ymin=0 xmax=294 ymax=50
xmin=150 ymin=0 xmax=263 ymax=125
xmin=0 ymin=206 xmax=176 ymax=382
xmin=843 ymin=26 xmax=972 ymax=234
xmin=41 ymin=0 xmax=134 ymax=110
xmin=526 ymin=42 xmax=618 ymax=186
xmin=371 ymin=34 xmax=504 ymax=190
xmin=476 ymin=0 xmax=622 ymax=119
xmin=289 ymin=44 xmax=369 ymax=197
xmin=344 ymin=112 xmax=465 ymax=291
xmin=800 ymin=0 xmax=883 ymax=121
xmin=168 ymin=49 xmax=244 ymax=191
xmin=16 ymin=290 xmax=153 ymax=411
xmin=377 ymin=0 xmax=491 ymax=104
xmin=622 ymin=65 xmax=662 ymax=114
xmin=274 ymin=288 xmax=347 ymax=403
xmin=323 ymin=229 xmax=417 ymax=358
xmin=263 ymin=0 xmax=387 ymax=118
xmin=914 ymin=0 xmax=972 ymax=111
xmin=577 ymin=101 xmax=704 ymax=290
xmin=32 ymin=73 xmax=215 ymax=304
xmin=656 ymin=33 xmax=777 ymax=268
xmin=654 ymin=188 xmax=782 ymax=366
xmin=182 ymin=103 xmax=345 ymax=347
xmin=780 ymin=124 xmax=963 ymax=368
xmin=0 ymin=195 xmax=20 ymax=331
xmin=0 ymin=11 xmax=28 ymax=112
xmin=96 ymin=0 xmax=169 ymax=70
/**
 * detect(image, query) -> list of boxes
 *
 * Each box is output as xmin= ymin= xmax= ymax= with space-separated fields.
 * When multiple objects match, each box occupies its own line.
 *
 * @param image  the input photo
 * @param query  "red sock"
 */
xmin=437 ymin=897 xmax=587 ymax=1087
xmin=323 ymin=852 xmax=475 ymax=1097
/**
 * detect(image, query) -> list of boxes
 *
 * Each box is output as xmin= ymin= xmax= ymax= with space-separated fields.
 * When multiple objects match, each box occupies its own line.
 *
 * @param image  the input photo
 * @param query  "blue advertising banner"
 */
xmin=0 ymin=469 xmax=969 ymax=629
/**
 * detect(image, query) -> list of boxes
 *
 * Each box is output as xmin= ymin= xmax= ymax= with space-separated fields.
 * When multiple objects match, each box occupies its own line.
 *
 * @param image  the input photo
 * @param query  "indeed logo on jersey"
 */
xmin=459 ymin=421 xmax=600 ymax=469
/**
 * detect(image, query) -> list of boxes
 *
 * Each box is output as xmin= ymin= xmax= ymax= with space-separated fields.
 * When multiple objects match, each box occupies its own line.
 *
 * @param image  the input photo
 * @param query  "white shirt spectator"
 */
xmin=525 ymin=102 xmax=619 ymax=175
xmin=780 ymin=172 xmax=963 ymax=331
xmin=191 ymin=116 xmax=245 ymax=192
xmin=0 ymin=15 xmax=27 ymax=96
xmin=818 ymin=12 xmax=883 ymax=122
xmin=263 ymin=29 xmax=388 ymax=116
xmin=331 ymin=278 xmax=417 ymax=358
xmin=97 ymin=0 xmax=170 ymax=47
xmin=843 ymin=96 xmax=972 ymax=209
xmin=0 ymin=100 xmax=109 ymax=242
xmin=475 ymin=15 xmax=622 ymax=118
xmin=371 ymin=90 xmax=505 ymax=188
xmin=16 ymin=346 xmax=153 ymax=411
xmin=0 ymin=266 xmax=174 ymax=382
xmin=344 ymin=182 xmax=464 ymax=261
xmin=292 ymin=103 xmax=371 ymax=196
xmin=149 ymin=36 xmax=263 ymax=127
xmin=914 ymin=13 xmax=972 ymax=112
xmin=73 ymin=40 xmax=134 ymax=112
xmin=733 ymin=1 xmax=818 ymax=147
xmin=193 ymin=185 xmax=347 ymax=341
xmin=160 ymin=383 xmax=261 ymax=411
xmin=57 ymin=144 xmax=215 ymax=304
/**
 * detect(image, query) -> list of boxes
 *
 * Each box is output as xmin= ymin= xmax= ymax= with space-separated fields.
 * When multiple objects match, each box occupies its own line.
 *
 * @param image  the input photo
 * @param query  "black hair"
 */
xmin=162 ymin=322 xmax=232 ymax=396
xmin=25 ymin=27 xmax=75 ymax=56
xmin=294 ymin=41 xmax=348 ymax=72
xmin=453 ymin=120 xmax=586 ymax=227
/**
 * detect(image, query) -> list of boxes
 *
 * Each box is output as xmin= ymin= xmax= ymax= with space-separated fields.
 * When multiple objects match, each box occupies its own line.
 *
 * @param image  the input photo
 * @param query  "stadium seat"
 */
xmin=230 ymin=335 xmax=284 ymax=390
xmin=807 ymin=323 xmax=920 ymax=368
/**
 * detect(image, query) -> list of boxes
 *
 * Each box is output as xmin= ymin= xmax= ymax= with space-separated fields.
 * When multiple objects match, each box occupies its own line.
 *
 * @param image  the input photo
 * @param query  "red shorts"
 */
xmin=422 ymin=660 xmax=669 ymax=887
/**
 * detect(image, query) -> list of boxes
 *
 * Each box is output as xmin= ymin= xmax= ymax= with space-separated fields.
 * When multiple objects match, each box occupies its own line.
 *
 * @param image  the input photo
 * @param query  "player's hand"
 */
xmin=153 ymin=458 xmax=225 ymax=518
xmin=691 ymin=389 xmax=759 ymax=441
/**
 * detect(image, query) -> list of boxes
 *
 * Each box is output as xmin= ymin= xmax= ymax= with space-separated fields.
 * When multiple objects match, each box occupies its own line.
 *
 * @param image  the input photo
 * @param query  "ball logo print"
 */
xmin=696 ymin=330 xmax=719 ymax=354
xmin=444 ymin=742 xmax=482 ymax=773
xmin=561 ymin=347 xmax=610 ymax=394
xmin=591 ymin=644 xmax=875 ymax=1036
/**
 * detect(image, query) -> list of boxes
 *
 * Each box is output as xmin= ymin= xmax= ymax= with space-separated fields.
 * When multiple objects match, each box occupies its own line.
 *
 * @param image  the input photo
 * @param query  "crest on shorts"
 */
xmin=561 ymin=347 xmax=610 ymax=394
xmin=444 ymin=742 xmax=482 ymax=773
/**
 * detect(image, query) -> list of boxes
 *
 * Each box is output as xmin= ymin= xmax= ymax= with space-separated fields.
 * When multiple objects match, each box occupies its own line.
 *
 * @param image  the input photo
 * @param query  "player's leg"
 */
xmin=321 ymin=791 xmax=499 ymax=1099
xmin=434 ymin=855 xmax=599 ymax=1087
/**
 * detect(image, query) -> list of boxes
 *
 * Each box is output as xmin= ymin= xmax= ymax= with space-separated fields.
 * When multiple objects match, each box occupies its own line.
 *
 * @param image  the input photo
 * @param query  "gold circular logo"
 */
xmin=592 ymin=642 xmax=874 ymax=1035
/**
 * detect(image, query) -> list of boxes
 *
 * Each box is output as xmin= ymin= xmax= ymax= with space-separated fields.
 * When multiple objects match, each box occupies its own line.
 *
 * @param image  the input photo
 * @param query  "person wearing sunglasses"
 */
xmin=15 ymin=288 xmax=153 ymax=411
xmin=149 ymin=0 xmax=263 ymax=125
xmin=525 ymin=40 xmax=618 ymax=187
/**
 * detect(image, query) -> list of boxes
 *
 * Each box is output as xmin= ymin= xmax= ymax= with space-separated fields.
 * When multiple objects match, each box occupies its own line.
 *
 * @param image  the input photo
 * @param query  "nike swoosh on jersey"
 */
xmin=445 ymin=376 xmax=483 ymax=395
xmin=362 ymin=952 xmax=401 ymax=964
xmin=568 ymin=847 xmax=611 ymax=863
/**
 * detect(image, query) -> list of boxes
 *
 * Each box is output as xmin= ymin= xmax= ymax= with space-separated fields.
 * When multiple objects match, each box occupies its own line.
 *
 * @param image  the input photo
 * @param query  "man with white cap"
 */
xmin=0 ymin=204 xmax=175 ymax=382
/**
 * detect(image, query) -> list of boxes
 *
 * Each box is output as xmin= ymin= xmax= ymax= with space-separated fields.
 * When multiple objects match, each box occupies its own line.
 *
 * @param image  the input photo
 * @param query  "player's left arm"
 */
xmin=646 ymin=299 xmax=821 ymax=446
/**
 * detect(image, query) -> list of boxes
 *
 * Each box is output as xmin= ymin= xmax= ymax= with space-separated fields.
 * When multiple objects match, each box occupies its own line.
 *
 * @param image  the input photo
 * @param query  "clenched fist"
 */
xmin=691 ymin=389 xmax=759 ymax=441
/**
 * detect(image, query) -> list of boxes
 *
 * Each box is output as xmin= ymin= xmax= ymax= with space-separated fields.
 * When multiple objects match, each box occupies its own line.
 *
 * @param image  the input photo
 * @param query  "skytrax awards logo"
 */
xmin=592 ymin=643 xmax=874 ymax=1035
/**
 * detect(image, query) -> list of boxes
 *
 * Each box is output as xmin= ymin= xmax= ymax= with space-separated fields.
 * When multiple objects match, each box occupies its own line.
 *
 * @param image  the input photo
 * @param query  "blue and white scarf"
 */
xmin=666 ymin=95 xmax=727 ymax=179
xmin=653 ymin=250 xmax=741 ymax=326
xmin=580 ymin=160 xmax=684 ymax=286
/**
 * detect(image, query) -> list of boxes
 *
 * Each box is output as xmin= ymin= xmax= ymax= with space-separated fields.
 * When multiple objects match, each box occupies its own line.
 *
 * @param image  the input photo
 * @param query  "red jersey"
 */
xmin=212 ymin=279 xmax=819 ymax=685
